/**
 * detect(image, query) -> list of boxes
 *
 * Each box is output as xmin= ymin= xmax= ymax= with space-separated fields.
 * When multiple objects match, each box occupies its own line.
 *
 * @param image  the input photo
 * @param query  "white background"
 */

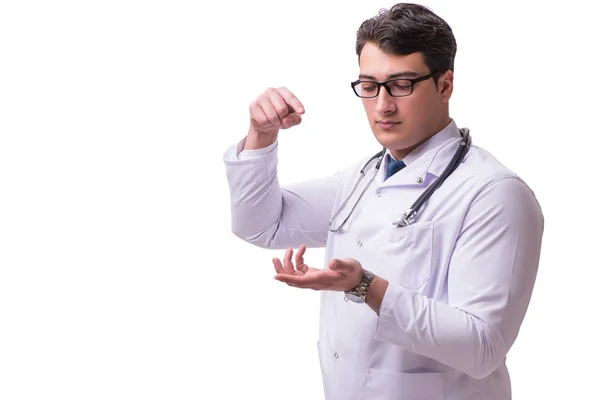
xmin=0 ymin=0 xmax=598 ymax=399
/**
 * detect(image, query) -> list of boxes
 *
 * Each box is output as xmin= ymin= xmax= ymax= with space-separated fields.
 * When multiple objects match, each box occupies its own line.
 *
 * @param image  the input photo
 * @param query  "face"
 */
xmin=357 ymin=42 xmax=453 ymax=159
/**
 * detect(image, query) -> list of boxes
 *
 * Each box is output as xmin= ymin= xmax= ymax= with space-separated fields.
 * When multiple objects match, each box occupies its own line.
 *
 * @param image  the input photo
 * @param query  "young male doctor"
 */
xmin=222 ymin=3 xmax=544 ymax=399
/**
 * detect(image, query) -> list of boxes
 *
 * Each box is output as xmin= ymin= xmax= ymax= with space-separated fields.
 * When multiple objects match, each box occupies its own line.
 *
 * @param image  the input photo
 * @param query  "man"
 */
xmin=222 ymin=3 xmax=544 ymax=399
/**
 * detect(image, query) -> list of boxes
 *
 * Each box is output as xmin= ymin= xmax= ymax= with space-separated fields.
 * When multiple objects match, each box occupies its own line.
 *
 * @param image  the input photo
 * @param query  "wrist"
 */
xmin=344 ymin=269 xmax=374 ymax=303
xmin=351 ymin=266 xmax=365 ymax=289
xmin=244 ymin=129 xmax=278 ymax=150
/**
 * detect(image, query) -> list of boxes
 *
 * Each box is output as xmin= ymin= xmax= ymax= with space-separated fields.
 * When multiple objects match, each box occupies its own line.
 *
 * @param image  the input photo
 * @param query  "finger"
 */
xmin=274 ymin=273 xmax=307 ymax=288
xmin=268 ymin=90 xmax=294 ymax=123
xmin=282 ymin=248 xmax=295 ymax=274
xmin=249 ymin=102 xmax=271 ymax=127
xmin=296 ymin=265 xmax=308 ymax=274
xmin=272 ymin=257 xmax=284 ymax=274
xmin=296 ymin=264 xmax=308 ymax=274
xmin=328 ymin=258 xmax=339 ymax=270
xmin=258 ymin=99 xmax=282 ymax=128
xmin=274 ymin=271 xmax=324 ymax=290
xmin=295 ymin=244 xmax=307 ymax=273
xmin=294 ymin=244 xmax=306 ymax=266
xmin=329 ymin=258 xmax=350 ymax=272
xmin=281 ymin=113 xmax=302 ymax=129
xmin=277 ymin=87 xmax=305 ymax=114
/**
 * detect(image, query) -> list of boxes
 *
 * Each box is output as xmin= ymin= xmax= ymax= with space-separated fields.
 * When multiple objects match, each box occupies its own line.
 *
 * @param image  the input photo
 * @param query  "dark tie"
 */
xmin=385 ymin=154 xmax=406 ymax=180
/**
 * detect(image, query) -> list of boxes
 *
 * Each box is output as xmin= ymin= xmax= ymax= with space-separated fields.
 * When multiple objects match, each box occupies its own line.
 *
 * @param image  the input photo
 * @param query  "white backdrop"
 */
xmin=1 ymin=0 xmax=598 ymax=399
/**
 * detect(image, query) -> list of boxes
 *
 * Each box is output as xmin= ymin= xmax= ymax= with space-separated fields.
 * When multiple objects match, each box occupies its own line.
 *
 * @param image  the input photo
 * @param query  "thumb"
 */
xmin=329 ymin=258 xmax=345 ymax=270
xmin=281 ymin=113 xmax=302 ymax=129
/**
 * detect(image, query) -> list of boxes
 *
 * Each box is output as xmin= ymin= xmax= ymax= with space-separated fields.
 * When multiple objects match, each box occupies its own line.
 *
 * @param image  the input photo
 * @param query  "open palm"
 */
xmin=272 ymin=244 xmax=362 ymax=291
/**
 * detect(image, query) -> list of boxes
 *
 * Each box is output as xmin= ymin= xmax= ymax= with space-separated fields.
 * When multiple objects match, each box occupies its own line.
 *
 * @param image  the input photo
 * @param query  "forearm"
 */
xmin=223 ymin=138 xmax=340 ymax=249
xmin=372 ymin=283 xmax=506 ymax=379
xmin=366 ymin=275 xmax=505 ymax=378
xmin=225 ymin=141 xmax=284 ymax=246
xmin=243 ymin=130 xmax=277 ymax=151
xmin=365 ymin=276 xmax=388 ymax=315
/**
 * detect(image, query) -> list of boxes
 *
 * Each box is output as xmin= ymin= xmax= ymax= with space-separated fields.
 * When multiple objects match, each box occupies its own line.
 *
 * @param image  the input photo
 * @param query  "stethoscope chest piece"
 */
xmin=391 ymin=209 xmax=416 ymax=227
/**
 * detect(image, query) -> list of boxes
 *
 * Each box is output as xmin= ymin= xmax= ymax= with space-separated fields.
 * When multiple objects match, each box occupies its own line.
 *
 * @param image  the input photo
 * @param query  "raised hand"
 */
xmin=245 ymin=87 xmax=305 ymax=150
xmin=272 ymin=244 xmax=364 ymax=292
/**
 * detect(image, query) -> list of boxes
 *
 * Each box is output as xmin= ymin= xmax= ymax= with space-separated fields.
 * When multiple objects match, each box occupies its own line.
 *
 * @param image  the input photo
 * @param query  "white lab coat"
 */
xmin=222 ymin=120 xmax=544 ymax=400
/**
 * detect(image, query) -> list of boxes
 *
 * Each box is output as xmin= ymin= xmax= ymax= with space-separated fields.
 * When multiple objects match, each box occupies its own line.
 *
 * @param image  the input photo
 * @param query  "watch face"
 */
xmin=345 ymin=293 xmax=364 ymax=303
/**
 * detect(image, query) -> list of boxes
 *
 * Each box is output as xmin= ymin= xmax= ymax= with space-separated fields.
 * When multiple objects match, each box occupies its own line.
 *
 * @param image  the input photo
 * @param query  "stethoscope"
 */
xmin=328 ymin=128 xmax=471 ymax=232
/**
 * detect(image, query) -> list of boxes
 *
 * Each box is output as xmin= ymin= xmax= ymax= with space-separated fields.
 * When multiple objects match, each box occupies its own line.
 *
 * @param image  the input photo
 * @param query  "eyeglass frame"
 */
xmin=350 ymin=72 xmax=439 ymax=98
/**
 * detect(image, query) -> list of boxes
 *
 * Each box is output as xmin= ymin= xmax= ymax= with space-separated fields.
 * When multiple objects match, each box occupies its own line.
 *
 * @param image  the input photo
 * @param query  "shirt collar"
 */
xmin=377 ymin=119 xmax=462 ymax=187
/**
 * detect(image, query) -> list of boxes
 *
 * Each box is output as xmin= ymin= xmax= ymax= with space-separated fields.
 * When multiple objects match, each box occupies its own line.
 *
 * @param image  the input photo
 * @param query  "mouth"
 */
xmin=376 ymin=120 xmax=401 ymax=130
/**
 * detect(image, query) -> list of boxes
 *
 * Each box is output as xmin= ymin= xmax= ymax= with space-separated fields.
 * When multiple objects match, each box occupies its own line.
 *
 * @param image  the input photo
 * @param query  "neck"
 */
xmin=390 ymin=116 xmax=451 ymax=160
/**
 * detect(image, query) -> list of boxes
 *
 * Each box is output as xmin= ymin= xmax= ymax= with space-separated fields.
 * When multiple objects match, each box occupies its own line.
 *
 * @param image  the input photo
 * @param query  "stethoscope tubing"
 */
xmin=328 ymin=128 xmax=471 ymax=232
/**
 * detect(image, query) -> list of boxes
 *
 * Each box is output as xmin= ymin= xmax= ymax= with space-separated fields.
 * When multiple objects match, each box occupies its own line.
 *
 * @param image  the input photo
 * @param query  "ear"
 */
xmin=438 ymin=70 xmax=454 ymax=102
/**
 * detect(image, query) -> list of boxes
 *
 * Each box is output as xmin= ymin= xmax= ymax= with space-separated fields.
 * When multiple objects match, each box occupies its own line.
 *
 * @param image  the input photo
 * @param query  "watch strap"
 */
xmin=345 ymin=269 xmax=374 ymax=302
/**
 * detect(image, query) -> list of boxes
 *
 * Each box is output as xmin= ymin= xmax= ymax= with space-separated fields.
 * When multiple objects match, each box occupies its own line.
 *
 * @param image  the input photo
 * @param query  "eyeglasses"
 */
xmin=350 ymin=73 xmax=437 ymax=98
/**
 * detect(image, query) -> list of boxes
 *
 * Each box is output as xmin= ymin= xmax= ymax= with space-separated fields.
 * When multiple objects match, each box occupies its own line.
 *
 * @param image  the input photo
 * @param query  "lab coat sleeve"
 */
xmin=374 ymin=176 xmax=544 ymax=379
xmin=223 ymin=138 xmax=342 ymax=249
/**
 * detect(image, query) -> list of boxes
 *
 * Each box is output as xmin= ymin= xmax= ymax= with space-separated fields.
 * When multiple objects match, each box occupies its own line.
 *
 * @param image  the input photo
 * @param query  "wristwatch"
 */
xmin=344 ymin=269 xmax=375 ymax=303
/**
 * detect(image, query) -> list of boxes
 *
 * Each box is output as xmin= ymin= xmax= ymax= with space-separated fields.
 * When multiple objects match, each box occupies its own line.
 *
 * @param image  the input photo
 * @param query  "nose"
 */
xmin=375 ymin=86 xmax=396 ymax=115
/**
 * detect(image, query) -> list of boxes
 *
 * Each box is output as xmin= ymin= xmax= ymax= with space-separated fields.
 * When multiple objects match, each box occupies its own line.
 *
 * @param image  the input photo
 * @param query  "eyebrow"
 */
xmin=358 ymin=71 xmax=420 ymax=80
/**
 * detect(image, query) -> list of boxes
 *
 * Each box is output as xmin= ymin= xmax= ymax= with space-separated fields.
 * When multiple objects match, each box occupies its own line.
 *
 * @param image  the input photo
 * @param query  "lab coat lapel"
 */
xmin=376 ymin=156 xmax=431 ymax=188
xmin=375 ymin=120 xmax=463 ymax=188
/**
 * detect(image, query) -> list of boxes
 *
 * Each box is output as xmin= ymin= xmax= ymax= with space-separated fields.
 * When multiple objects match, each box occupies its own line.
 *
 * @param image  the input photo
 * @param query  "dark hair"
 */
xmin=356 ymin=3 xmax=457 ymax=80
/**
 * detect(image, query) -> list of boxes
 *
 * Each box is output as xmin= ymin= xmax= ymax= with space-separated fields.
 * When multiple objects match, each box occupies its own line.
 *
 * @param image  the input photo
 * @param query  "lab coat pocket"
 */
xmin=384 ymin=221 xmax=434 ymax=290
xmin=363 ymin=368 xmax=445 ymax=400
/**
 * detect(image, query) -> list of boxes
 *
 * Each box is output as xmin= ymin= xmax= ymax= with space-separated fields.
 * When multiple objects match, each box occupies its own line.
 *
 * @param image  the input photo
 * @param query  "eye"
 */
xmin=360 ymin=83 xmax=377 ymax=93
xmin=390 ymin=82 xmax=411 ymax=90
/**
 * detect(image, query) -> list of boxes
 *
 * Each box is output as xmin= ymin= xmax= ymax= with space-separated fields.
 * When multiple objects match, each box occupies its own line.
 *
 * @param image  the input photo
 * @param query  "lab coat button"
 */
xmin=416 ymin=177 xmax=424 ymax=184
xmin=376 ymin=191 xmax=382 ymax=197
xmin=357 ymin=241 xmax=363 ymax=247
xmin=334 ymin=352 xmax=339 ymax=359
